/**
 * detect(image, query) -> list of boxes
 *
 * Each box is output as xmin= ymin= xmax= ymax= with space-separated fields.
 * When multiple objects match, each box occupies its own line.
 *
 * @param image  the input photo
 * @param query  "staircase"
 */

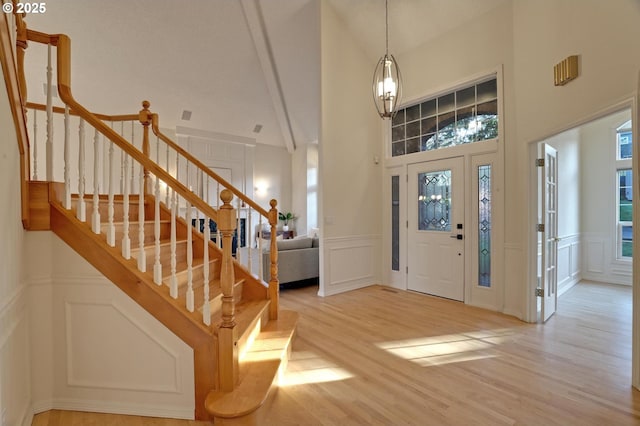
xmin=1 ymin=13 xmax=297 ymax=423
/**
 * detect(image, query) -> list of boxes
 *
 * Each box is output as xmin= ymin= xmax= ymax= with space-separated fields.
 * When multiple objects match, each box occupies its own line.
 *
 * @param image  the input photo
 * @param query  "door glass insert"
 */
xmin=478 ymin=165 xmax=491 ymax=287
xmin=418 ymin=170 xmax=451 ymax=232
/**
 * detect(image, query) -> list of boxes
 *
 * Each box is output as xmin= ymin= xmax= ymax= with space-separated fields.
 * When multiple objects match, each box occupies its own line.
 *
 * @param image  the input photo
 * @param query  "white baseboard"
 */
xmin=31 ymin=398 xmax=194 ymax=420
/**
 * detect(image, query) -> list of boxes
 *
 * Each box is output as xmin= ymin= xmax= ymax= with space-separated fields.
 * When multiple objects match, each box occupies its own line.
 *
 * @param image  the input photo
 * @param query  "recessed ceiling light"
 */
xmin=181 ymin=110 xmax=192 ymax=121
xmin=253 ymin=124 xmax=263 ymax=133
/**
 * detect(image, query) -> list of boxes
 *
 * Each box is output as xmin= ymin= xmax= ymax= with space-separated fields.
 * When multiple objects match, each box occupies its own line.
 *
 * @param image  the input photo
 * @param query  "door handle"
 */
xmin=450 ymin=234 xmax=463 ymax=240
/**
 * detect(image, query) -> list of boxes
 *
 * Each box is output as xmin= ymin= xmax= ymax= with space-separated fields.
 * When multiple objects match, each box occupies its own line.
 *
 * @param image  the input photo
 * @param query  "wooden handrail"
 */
xmin=25 ymin=101 xmax=138 ymax=122
xmin=32 ymin=32 xmax=222 ymax=223
xmin=149 ymin=112 xmax=273 ymax=221
xmin=1 ymin=12 xmax=30 ymax=227
xmin=25 ymin=28 xmax=59 ymax=45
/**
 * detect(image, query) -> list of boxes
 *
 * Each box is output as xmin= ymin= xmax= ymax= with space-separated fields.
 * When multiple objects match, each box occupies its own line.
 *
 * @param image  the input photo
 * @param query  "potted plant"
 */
xmin=278 ymin=212 xmax=296 ymax=231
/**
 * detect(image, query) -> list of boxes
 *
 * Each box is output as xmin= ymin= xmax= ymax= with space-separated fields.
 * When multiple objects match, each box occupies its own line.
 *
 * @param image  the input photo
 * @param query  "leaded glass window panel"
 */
xmin=478 ymin=165 xmax=492 ymax=287
xmin=418 ymin=170 xmax=451 ymax=232
xmin=391 ymin=76 xmax=499 ymax=157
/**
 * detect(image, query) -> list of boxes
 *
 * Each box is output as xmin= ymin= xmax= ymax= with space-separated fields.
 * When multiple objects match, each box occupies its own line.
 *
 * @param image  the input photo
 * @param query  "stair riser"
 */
xmin=133 ymin=240 xmax=188 ymax=267
xmin=104 ymin=222 xmax=172 ymax=248
xmin=173 ymin=260 xmax=221 ymax=290
xmin=72 ymin=199 xmax=146 ymax=221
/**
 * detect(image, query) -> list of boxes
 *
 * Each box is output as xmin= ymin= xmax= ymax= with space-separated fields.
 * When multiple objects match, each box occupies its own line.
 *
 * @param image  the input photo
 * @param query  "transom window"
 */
xmin=391 ymin=77 xmax=498 ymax=157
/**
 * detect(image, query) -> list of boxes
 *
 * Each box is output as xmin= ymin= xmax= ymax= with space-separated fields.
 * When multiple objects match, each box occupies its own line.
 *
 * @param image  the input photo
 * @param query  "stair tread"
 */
xmin=221 ymin=299 xmax=270 ymax=338
xmin=205 ymin=310 xmax=298 ymax=418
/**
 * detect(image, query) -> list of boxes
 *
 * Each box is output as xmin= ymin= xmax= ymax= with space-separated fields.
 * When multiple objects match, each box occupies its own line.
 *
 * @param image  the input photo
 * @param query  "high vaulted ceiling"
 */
xmin=23 ymin=0 xmax=507 ymax=151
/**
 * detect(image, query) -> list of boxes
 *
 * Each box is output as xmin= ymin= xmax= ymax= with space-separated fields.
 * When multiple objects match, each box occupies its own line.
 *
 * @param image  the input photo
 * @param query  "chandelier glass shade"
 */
xmin=372 ymin=53 xmax=402 ymax=118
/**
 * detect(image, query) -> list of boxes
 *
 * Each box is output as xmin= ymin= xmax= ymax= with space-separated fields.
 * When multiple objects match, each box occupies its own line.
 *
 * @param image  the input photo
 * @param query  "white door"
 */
xmin=540 ymin=144 xmax=558 ymax=322
xmin=408 ymin=157 xmax=465 ymax=301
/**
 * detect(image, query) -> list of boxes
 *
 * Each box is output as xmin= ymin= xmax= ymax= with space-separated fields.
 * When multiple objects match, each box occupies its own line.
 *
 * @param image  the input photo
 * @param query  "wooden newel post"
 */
xmin=268 ymin=199 xmax=279 ymax=320
xmin=218 ymin=189 xmax=238 ymax=391
xmin=139 ymin=100 xmax=152 ymax=195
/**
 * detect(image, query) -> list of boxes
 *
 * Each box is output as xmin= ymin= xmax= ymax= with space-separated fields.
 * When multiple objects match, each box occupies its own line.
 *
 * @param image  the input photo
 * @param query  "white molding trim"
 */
xmin=0 ymin=282 xmax=25 ymax=321
xmin=319 ymin=234 xmax=381 ymax=297
xmin=31 ymin=398 xmax=194 ymax=421
xmin=64 ymin=298 xmax=182 ymax=394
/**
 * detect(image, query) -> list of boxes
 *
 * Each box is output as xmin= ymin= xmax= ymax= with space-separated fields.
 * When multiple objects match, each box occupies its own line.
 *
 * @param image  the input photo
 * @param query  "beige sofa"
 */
xmin=260 ymin=237 xmax=319 ymax=285
xmin=239 ymin=236 xmax=319 ymax=285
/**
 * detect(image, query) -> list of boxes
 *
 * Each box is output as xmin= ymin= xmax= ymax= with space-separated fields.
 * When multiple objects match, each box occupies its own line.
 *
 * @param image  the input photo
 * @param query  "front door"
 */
xmin=408 ymin=157 xmax=465 ymax=301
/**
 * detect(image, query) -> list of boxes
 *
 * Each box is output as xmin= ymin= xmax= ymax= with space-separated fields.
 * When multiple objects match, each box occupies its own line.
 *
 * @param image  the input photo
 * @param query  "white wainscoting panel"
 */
xmin=557 ymin=234 xmax=581 ymax=296
xmin=0 ymin=286 xmax=32 ymax=426
xmin=319 ymin=235 xmax=381 ymax=296
xmin=64 ymin=299 xmax=181 ymax=393
xmin=28 ymin=234 xmax=196 ymax=419
xmin=582 ymin=232 xmax=631 ymax=285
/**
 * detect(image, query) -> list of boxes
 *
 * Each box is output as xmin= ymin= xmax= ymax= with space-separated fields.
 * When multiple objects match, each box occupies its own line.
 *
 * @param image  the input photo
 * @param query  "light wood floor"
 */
xmin=32 ymin=281 xmax=640 ymax=425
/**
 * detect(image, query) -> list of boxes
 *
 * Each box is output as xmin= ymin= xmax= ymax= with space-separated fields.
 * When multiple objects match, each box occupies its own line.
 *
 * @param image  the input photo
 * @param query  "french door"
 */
xmin=408 ymin=157 xmax=465 ymax=301
xmin=540 ymin=144 xmax=558 ymax=322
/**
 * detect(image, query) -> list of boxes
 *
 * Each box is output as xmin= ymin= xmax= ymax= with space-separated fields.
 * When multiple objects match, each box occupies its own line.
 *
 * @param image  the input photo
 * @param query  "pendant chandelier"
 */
xmin=372 ymin=0 xmax=402 ymax=119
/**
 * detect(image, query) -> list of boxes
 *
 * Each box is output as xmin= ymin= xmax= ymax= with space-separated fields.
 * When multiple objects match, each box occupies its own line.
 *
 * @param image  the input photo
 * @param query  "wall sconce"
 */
xmin=254 ymin=179 xmax=269 ymax=197
xmin=554 ymin=55 xmax=579 ymax=86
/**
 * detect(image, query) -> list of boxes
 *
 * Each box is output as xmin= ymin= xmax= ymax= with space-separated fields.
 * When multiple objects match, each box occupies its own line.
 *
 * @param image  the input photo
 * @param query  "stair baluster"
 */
xmin=63 ymin=106 xmax=71 ymax=209
xmin=77 ymin=118 xmax=86 ymax=222
xmin=186 ymin=195 xmax=194 ymax=312
xmin=45 ymin=44 xmax=53 ymax=181
xmin=153 ymin=134 xmax=162 ymax=284
xmin=119 ymin=122 xmax=125 ymax=194
xmin=169 ymin=187 xmax=178 ymax=298
xmin=165 ymin=142 xmax=170 ymax=206
xmin=121 ymin=151 xmax=131 ymax=259
xmin=32 ymin=109 xmax=38 ymax=180
xmin=107 ymin=134 xmax=115 ymax=247
xmin=91 ymin=128 xmax=101 ymax=233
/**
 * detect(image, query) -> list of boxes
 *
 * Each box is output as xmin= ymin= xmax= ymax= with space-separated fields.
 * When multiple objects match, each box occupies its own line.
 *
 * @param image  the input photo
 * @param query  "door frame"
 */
xmin=526 ymin=99 xmax=636 ymax=322
xmin=382 ymin=144 xmax=504 ymax=310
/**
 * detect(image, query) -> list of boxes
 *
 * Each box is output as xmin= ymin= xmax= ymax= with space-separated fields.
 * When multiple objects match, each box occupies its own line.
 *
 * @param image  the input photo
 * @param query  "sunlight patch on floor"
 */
xmin=376 ymin=328 xmax=516 ymax=367
xmin=279 ymin=350 xmax=354 ymax=387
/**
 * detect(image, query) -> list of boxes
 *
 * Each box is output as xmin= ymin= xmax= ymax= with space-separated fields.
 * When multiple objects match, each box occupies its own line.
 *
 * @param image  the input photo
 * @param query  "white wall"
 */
xmin=319 ymin=0 xmax=383 ymax=295
xmin=0 ymin=50 xmax=32 ymax=426
xmin=291 ymin=144 xmax=307 ymax=234
xmin=26 ymin=232 xmax=196 ymax=419
xmin=254 ymin=143 xmax=292 ymax=214
xmin=391 ymin=1 xmax=513 ymax=314
xmin=513 ymin=0 xmax=640 ymax=319
xmin=580 ymin=109 xmax=632 ymax=285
